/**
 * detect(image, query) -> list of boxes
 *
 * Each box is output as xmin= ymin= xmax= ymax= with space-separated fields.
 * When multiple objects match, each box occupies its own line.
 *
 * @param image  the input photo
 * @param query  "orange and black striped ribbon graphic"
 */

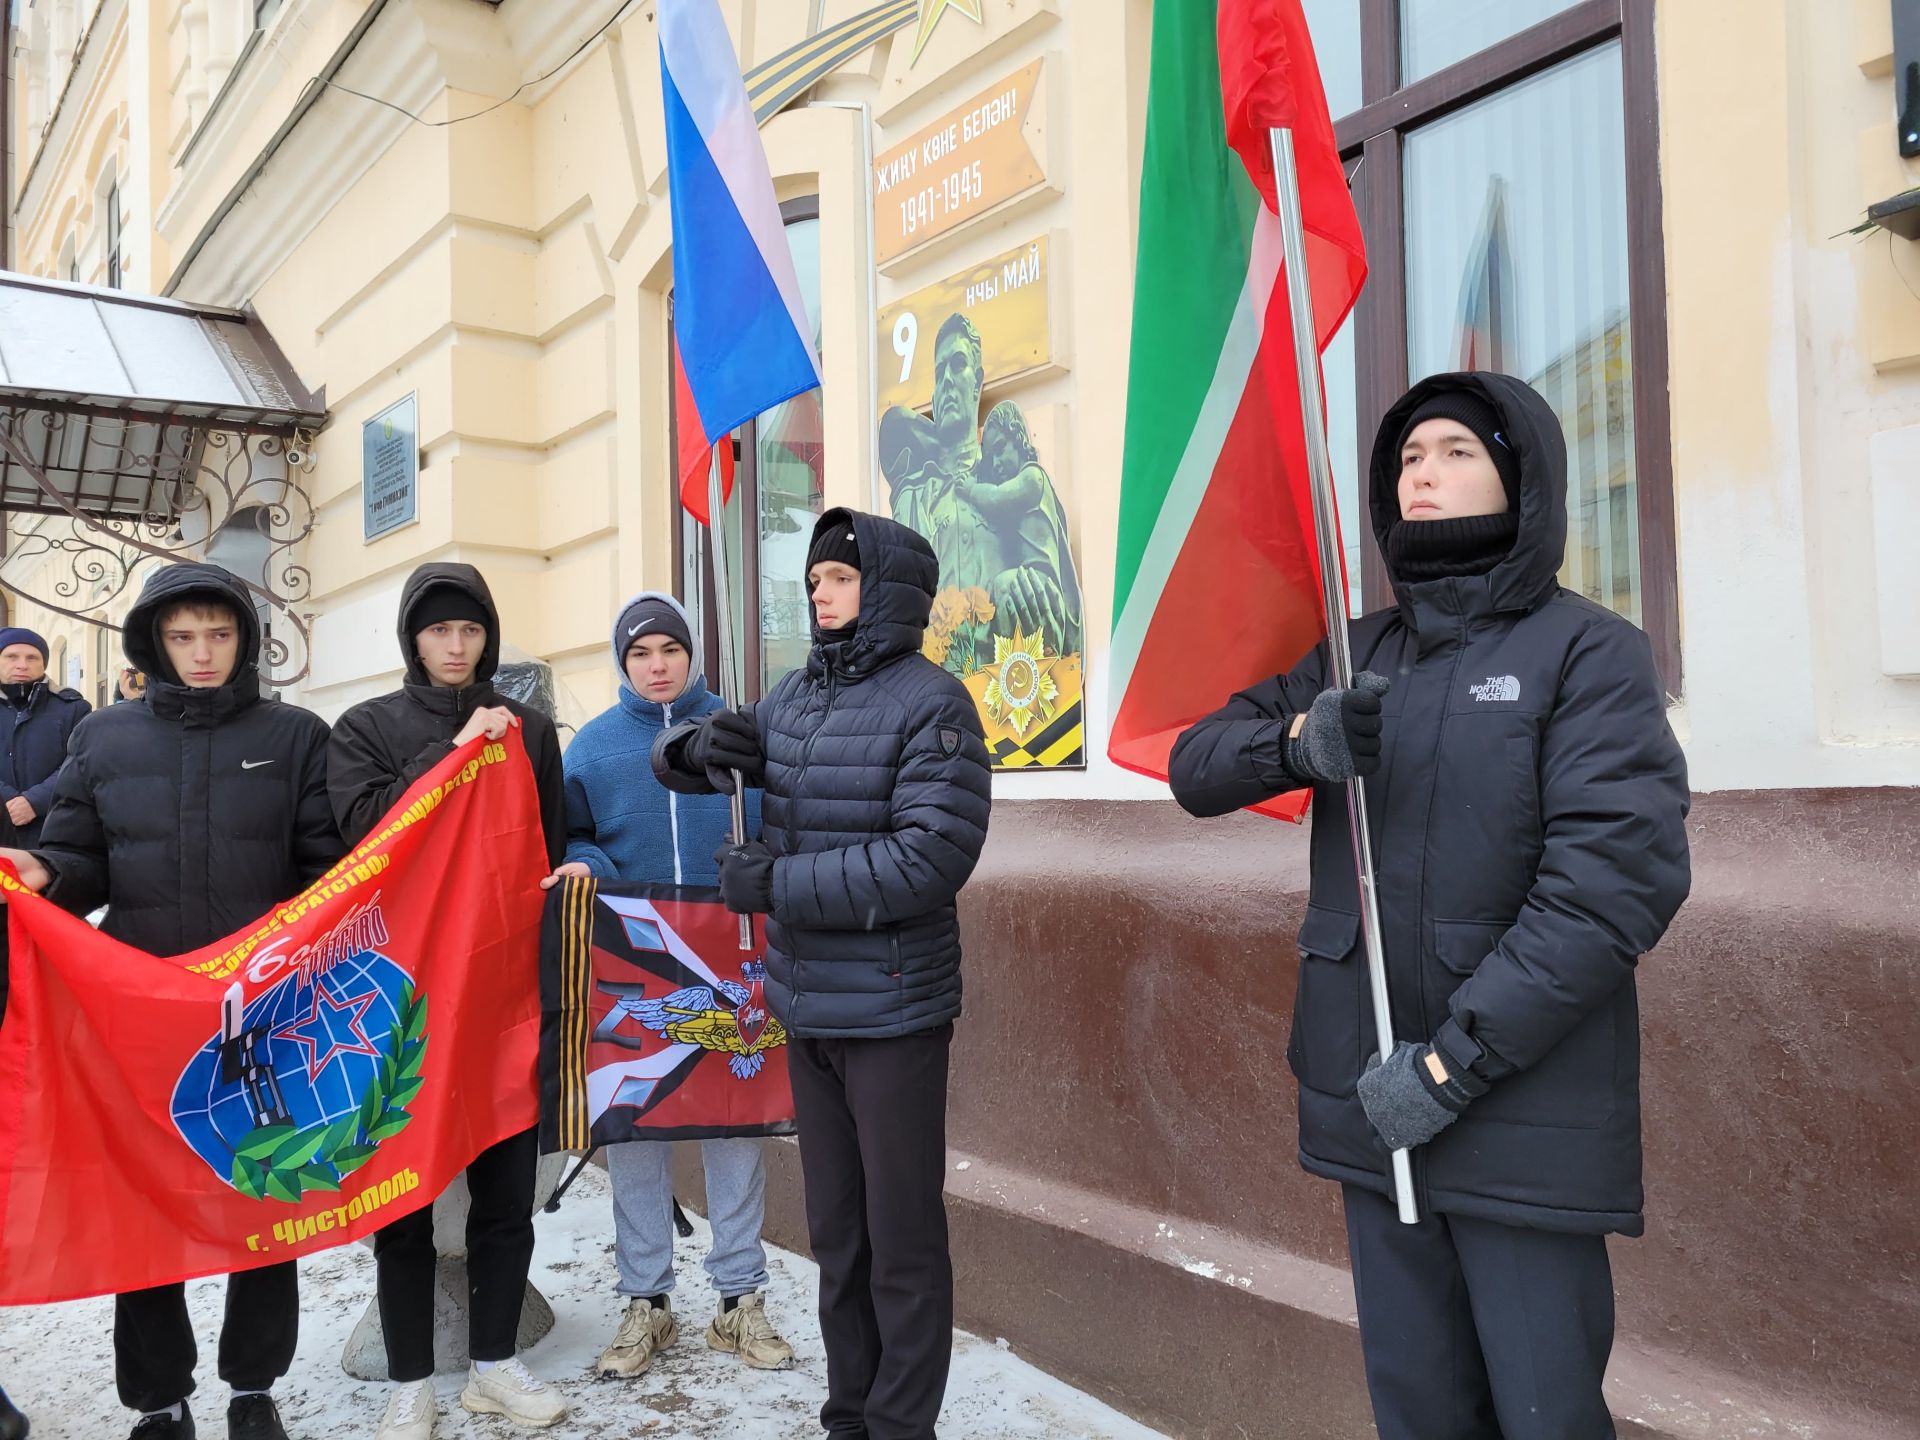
xmin=555 ymin=874 xmax=598 ymax=1152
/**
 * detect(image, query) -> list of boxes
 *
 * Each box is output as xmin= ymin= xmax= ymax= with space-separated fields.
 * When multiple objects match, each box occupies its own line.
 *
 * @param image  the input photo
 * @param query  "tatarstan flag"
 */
xmin=1108 ymin=0 xmax=1365 ymax=821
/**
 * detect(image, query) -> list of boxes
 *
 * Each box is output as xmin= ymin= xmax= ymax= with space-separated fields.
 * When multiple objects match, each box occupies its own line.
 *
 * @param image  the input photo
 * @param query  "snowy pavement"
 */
xmin=0 ymin=1164 xmax=1167 ymax=1439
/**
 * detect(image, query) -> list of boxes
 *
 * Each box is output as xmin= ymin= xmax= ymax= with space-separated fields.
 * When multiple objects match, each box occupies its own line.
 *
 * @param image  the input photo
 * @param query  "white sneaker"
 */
xmin=596 ymin=1296 xmax=678 ymax=1377
xmin=374 ymin=1380 xmax=436 ymax=1440
xmin=459 ymin=1357 xmax=567 ymax=1429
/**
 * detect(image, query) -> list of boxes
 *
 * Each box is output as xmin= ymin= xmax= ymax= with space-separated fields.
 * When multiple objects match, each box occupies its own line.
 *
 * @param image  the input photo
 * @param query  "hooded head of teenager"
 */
xmin=398 ymin=564 xmax=501 ymax=690
xmin=801 ymin=507 xmax=938 ymax=671
xmin=120 ymin=563 xmax=261 ymax=693
xmin=612 ymin=592 xmax=705 ymax=708
xmin=1369 ymin=372 xmax=1568 ymax=610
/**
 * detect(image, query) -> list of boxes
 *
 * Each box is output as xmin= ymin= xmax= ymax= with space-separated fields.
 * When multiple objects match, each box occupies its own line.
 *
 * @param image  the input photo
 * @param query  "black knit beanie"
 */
xmin=618 ymin=596 xmax=693 ymax=658
xmin=806 ymin=522 xmax=861 ymax=583
xmin=1397 ymin=390 xmax=1521 ymax=512
xmin=407 ymin=583 xmax=490 ymax=633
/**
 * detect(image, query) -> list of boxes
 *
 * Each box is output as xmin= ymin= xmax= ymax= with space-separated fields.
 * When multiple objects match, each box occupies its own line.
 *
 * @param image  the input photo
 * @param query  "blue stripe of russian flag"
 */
xmin=660 ymin=0 xmax=822 ymax=447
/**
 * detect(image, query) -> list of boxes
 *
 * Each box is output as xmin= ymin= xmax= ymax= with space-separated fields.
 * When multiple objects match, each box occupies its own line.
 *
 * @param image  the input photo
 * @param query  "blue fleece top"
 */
xmin=562 ymin=594 xmax=760 ymax=885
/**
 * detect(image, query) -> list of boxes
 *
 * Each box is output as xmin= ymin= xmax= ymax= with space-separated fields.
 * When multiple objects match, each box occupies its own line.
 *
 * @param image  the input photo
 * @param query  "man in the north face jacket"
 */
xmin=1 ymin=562 xmax=340 ymax=1440
xmin=1171 ymin=373 xmax=1690 ymax=1440
xmin=655 ymin=508 xmax=991 ymax=1440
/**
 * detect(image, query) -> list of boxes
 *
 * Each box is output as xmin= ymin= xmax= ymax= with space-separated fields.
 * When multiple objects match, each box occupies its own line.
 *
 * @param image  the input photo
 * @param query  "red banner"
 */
xmin=542 ymin=880 xmax=795 ymax=1151
xmin=0 ymin=732 xmax=548 ymax=1305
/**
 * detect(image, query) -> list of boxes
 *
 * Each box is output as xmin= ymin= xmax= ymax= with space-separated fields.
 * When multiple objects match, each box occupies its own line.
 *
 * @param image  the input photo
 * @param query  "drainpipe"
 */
xmin=3 ymin=6 xmax=12 ymax=271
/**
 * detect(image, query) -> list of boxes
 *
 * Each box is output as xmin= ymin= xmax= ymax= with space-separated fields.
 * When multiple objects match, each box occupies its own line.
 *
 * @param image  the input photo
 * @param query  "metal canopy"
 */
xmin=0 ymin=275 xmax=323 ymax=522
xmin=0 ymin=274 xmax=327 ymax=683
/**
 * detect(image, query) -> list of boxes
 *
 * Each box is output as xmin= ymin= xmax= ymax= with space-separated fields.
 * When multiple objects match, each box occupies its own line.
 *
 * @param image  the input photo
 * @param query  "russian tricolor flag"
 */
xmin=661 ymin=0 xmax=823 ymax=524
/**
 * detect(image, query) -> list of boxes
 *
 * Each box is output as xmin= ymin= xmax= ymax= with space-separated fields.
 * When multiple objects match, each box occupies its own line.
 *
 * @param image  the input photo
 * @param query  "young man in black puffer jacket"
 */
xmin=1171 ymin=373 xmax=1691 ymax=1440
xmin=1 ymin=563 xmax=341 ymax=1440
xmin=655 ymin=508 xmax=991 ymax=1440
xmin=325 ymin=562 xmax=567 ymax=1440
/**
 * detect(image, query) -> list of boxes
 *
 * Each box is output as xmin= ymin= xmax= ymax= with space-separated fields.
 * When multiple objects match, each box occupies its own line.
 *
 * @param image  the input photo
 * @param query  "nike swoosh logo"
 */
xmin=241 ymin=760 xmax=274 ymax=770
xmin=628 ymin=623 xmax=649 ymax=637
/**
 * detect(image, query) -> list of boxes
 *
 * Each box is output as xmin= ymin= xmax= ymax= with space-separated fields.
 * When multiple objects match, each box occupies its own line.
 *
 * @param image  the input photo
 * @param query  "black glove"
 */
xmin=714 ymin=840 xmax=775 ymax=915
xmin=688 ymin=709 xmax=764 ymax=790
xmin=1356 ymin=1040 xmax=1487 ymax=1150
xmin=1284 ymin=671 xmax=1390 ymax=784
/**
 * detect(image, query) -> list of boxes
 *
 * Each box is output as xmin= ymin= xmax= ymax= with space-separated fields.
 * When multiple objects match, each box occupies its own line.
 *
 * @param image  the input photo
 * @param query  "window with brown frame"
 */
xmin=1306 ymin=0 xmax=1678 ymax=692
xmin=672 ymin=197 xmax=825 ymax=706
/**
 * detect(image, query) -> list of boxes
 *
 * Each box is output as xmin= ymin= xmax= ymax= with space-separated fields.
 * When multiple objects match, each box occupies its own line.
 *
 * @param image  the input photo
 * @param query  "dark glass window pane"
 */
xmin=1401 ymin=0 xmax=1579 ymax=83
xmin=1403 ymin=43 xmax=1639 ymax=621
xmin=756 ymin=217 xmax=823 ymax=693
xmin=1300 ymin=0 xmax=1362 ymax=119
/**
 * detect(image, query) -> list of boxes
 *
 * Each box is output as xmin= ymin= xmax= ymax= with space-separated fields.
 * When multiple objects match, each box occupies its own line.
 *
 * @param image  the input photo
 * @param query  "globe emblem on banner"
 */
xmin=170 ymin=946 xmax=427 ymax=1204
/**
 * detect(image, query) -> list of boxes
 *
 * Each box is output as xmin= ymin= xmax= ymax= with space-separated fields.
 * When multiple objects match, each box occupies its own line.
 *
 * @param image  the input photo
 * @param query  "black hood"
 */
xmin=1368 ymin=371 xmax=1568 ymax=617
xmin=123 ymin=562 xmax=262 ymax=690
xmin=397 ymin=562 xmax=502 ymax=688
xmin=807 ymin=508 xmax=936 ymax=678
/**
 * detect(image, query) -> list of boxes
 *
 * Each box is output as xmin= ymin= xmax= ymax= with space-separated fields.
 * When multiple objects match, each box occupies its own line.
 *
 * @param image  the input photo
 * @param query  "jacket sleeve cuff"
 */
xmin=1249 ymin=718 xmax=1296 ymax=789
xmin=1431 ymin=1020 xmax=1495 ymax=1096
xmin=651 ymin=723 xmax=716 ymax=795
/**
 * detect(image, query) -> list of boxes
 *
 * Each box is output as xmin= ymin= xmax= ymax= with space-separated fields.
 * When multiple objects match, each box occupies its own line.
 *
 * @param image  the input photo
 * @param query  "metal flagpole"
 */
xmin=1268 ymin=127 xmax=1418 ymax=1224
xmin=706 ymin=446 xmax=755 ymax=951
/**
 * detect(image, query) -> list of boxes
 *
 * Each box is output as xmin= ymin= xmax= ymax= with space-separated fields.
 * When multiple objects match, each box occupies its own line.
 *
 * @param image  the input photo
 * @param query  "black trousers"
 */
xmin=1343 ymin=1184 xmax=1618 ymax=1440
xmin=114 ymin=1262 xmax=298 ymax=1413
xmin=790 ymin=1025 xmax=953 ymax=1440
xmin=375 ymin=1126 xmax=538 ymax=1383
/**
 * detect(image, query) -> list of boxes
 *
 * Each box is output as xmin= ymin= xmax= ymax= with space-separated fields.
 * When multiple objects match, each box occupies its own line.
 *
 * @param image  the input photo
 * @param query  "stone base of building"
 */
xmin=681 ymin=789 xmax=1918 ymax=1438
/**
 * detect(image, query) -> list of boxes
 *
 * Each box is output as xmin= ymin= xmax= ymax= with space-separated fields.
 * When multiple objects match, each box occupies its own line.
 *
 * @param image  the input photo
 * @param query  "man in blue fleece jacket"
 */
xmin=550 ymin=593 xmax=791 ymax=1379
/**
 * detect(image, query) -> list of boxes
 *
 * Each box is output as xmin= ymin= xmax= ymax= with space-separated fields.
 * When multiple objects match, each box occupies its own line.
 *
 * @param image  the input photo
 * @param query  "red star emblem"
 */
xmin=274 ymin=981 xmax=381 ymax=1083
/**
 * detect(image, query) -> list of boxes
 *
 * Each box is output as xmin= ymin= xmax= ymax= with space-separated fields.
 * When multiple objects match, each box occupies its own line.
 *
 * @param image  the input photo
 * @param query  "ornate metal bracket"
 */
xmin=0 ymin=407 xmax=320 ymax=685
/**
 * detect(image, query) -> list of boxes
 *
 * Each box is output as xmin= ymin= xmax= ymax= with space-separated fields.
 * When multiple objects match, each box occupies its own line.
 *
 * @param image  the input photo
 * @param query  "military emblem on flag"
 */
xmin=542 ymin=878 xmax=796 ymax=1153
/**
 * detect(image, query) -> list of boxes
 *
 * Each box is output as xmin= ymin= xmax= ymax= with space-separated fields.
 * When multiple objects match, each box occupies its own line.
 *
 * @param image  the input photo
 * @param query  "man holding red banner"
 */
xmin=327 ymin=564 xmax=567 ymax=1439
xmin=1 ymin=562 xmax=342 ymax=1440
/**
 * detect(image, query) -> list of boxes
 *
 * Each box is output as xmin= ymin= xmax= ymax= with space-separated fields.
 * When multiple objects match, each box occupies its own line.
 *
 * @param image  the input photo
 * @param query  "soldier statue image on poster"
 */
xmin=879 ymin=309 xmax=1085 ymax=769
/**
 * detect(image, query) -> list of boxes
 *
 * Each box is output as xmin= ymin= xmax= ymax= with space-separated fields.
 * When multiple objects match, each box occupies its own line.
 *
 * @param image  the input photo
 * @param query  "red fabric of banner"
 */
xmin=1217 ymin=0 xmax=1368 ymax=353
xmin=675 ymin=336 xmax=735 ymax=526
xmin=0 ymin=732 xmax=548 ymax=1305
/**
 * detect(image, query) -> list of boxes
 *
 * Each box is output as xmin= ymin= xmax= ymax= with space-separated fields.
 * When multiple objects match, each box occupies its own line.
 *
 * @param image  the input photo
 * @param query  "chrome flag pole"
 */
xmin=1268 ymin=126 xmax=1418 ymax=1224
xmin=706 ymin=447 xmax=755 ymax=952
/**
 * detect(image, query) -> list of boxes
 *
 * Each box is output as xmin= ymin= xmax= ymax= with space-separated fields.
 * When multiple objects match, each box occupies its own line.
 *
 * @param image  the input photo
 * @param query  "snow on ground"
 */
xmin=0 ymin=1165 xmax=1166 ymax=1439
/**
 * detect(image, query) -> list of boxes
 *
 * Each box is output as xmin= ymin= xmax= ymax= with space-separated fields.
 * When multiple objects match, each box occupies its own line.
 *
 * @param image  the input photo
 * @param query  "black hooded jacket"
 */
xmin=327 ymin=563 xmax=564 ymax=866
xmin=31 ymin=563 xmax=341 ymax=955
xmin=1169 ymin=373 xmax=1691 ymax=1236
xmin=654 ymin=509 xmax=992 ymax=1040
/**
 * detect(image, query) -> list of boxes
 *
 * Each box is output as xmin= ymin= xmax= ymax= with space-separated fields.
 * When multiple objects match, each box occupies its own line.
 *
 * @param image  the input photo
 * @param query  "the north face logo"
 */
xmin=1469 ymin=675 xmax=1521 ymax=704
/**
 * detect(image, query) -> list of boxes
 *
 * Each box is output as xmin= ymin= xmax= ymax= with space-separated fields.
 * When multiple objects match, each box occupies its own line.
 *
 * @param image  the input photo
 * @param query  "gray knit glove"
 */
xmin=1357 ymin=1041 xmax=1486 ymax=1150
xmin=1283 ymin=672 xmax=1390 ymax=784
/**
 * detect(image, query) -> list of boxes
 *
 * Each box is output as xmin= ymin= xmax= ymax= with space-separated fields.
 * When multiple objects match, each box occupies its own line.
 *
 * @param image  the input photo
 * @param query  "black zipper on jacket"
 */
xmin=786 ymin=663 xmax=838 ymax=856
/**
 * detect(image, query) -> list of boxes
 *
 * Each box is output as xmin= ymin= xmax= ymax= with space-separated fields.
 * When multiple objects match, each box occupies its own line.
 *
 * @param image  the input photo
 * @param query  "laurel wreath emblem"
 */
xmin=227 ymin=982 xmax=428 ymax=1203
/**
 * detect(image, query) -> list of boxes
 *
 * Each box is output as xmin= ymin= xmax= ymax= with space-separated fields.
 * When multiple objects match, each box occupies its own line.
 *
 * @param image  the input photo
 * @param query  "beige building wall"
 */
xmin=7 ymin=0 xmax=1920 ymax=794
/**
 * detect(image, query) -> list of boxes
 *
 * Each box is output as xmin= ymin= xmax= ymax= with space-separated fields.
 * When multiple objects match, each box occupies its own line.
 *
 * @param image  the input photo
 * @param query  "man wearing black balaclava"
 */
xmin=1169 ymin=373 xmax=1691 ymax=1440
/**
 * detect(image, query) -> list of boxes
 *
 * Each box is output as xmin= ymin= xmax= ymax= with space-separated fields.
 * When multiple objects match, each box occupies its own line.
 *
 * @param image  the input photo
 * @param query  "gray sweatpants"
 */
xmin=608 ymin=1138 xmax=771 ymax=1301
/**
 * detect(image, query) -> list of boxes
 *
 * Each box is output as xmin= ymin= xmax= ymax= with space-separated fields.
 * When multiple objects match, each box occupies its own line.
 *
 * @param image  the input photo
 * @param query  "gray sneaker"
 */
xmin=596 ymin=1297 xmax=679 ymax=1378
